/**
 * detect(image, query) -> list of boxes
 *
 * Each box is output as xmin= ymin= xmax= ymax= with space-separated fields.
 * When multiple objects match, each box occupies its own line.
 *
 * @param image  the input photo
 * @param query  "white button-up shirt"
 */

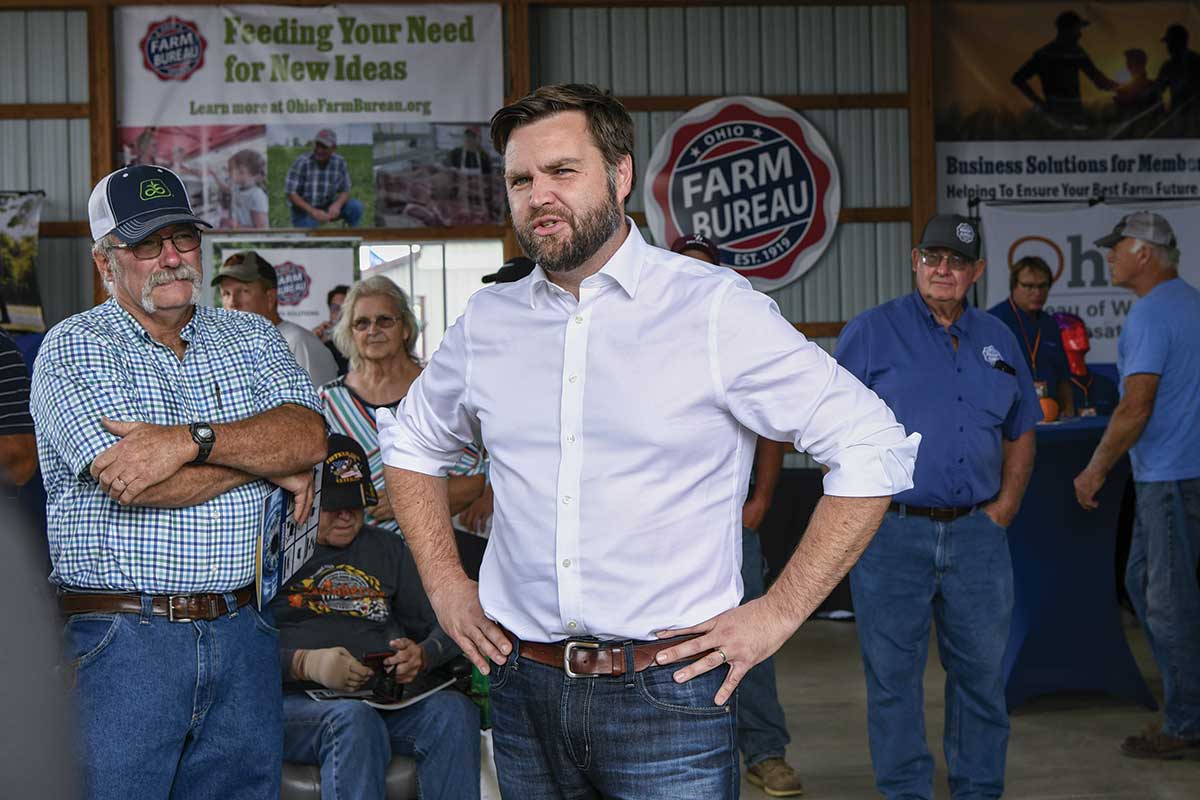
xmin=379 ymin=224 xmax=919 ymax=642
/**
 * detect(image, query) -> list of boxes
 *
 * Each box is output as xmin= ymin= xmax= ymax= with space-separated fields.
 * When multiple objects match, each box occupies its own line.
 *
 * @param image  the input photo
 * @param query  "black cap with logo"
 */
xmin=917 ymin=214 xmax=981 ymax=261
xmin=321 ymin=434 xmax=379 ymax=511
xmin=87 ymin=164 xmax=212 ymax=243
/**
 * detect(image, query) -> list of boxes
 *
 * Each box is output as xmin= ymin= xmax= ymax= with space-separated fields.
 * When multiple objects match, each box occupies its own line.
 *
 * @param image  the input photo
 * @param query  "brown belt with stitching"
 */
xmin=504 ymin=627 xmax=708 ymax=678
xmin=59 ymin=585 xmax=255 ymax=622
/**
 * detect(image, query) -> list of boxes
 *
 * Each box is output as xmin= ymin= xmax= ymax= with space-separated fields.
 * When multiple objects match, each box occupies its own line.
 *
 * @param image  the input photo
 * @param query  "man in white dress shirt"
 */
xmin=378 ymin=83 xmax=920 ymax=798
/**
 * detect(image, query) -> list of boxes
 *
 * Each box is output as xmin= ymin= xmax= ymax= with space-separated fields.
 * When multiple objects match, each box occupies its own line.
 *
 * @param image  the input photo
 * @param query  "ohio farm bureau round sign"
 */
xmin=645 ymin=96 xmax=840 ymax=292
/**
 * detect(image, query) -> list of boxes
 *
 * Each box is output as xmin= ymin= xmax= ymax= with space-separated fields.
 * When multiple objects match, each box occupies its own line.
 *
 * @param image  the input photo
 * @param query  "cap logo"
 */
xmin=139 ymin=178 xmax=172 ymax=201
xmin=326 ymin=451 xmax=365 ymax=484
xmin=956 ymin=222 xmax=976 ymax=244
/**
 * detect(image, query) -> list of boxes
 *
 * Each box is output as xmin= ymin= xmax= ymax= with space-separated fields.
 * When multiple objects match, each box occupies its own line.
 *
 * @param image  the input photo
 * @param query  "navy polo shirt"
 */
xmin=987 ymin=299 xmax=1071 ymax=392
xmin=835 ymin=291 xmax=1042 ymax=507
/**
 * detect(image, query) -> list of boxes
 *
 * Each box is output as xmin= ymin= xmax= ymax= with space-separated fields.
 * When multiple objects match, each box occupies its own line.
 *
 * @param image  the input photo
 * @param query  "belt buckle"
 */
xmin=563 ymin=640 xmax=600 ymax=678
xmin=167 ymin=596 xmax=193 ymax=623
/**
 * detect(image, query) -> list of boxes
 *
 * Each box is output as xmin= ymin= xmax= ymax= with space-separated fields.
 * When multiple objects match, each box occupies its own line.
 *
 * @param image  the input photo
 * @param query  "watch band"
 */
xmin=190 ymin=422 xmax=215 ymax=465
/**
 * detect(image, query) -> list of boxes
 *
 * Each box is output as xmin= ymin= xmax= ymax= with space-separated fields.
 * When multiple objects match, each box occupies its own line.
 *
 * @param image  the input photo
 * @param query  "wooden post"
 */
xmin=88 ymin=1 xmax=116 ymax=305
xmin=907 ymin=0 xmax=936 ymax=247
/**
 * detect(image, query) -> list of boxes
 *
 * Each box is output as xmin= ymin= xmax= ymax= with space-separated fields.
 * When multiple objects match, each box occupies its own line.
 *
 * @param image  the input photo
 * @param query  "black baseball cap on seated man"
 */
xmin=88 ymin=164 xmax=212 ymax=243
xmin=917 ymin=214 xmax=982 ymax=261
xmin=321 ymin=433 xmax=379 ymax=510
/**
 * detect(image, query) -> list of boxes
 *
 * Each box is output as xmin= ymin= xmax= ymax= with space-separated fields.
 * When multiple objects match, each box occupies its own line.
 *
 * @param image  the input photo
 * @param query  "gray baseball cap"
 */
xmin=1094 ymin=211 xmax=1177 ymax=249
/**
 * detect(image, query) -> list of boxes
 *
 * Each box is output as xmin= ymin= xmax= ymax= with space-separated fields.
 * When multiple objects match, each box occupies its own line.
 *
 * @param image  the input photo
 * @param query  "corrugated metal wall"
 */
xmin=531 ymin=4 xmax=913 ymax=337
xmin=0 ymin=10 xmax=94 ymax=327
xmin=531 ymin=4 xmax=913 ymax=466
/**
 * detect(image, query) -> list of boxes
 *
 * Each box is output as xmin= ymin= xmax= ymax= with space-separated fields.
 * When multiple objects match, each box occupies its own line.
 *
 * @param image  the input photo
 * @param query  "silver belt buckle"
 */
xmin=563 ymin=640 xmax=600 ymax=678
xmin=167 ymin=596 xmax=193 ymax=623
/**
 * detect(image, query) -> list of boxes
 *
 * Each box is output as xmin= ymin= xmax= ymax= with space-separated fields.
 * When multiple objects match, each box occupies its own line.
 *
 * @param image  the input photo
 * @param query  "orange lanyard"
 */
xmin=1070 ymin=374 xmax=1092 ymax=404
xmin=1008 ymin=298 xmax=1041 ymax=371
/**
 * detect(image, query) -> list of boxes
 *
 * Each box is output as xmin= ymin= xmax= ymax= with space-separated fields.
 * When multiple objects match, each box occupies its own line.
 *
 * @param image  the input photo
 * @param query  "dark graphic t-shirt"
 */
xmin=270 ymin=524 xmax=457 ymax=683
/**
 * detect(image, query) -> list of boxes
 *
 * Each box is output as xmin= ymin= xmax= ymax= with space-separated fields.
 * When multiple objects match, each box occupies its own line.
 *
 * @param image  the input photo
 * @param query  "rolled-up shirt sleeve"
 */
xmin=378 ymin=304 xmax=480 ymax=476
xmin=714 ymin=280 xmax=920 ymax=497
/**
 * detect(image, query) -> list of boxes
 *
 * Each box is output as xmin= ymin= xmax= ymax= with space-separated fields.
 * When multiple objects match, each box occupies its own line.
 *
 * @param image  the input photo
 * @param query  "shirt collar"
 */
xmin=909 ymin=290 xmax=973 ymax=334
xmin=100 ymin=298 xmax=203 ymax=346
xmin=527 ymin=217 xmax=645 ymax=309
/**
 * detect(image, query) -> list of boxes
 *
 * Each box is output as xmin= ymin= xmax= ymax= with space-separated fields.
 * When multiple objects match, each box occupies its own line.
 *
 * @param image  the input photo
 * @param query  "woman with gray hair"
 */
xmin=320 ymin=275 xmax=485 ymax=532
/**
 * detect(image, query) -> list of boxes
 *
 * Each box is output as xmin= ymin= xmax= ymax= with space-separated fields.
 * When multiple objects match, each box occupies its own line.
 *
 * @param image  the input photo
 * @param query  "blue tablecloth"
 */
xmin=1003 ymin=415 xmax=1156 ymax=710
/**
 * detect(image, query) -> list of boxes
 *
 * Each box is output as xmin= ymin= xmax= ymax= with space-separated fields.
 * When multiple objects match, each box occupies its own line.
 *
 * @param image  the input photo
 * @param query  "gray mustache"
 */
xmin=147 ymin=265 xmax=201 ymax=287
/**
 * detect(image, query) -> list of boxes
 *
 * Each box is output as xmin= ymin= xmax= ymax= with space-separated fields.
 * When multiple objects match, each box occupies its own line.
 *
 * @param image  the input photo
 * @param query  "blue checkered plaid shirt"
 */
xmin=30 ymin=300 xmax=322 ymax=593
xmin=284 ymin=152 xmax=351 ymax=210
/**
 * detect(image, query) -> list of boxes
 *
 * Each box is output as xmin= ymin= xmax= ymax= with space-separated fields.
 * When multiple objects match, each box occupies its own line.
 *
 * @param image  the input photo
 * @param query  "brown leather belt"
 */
xmin=889 ymin=502 xmax=977 ymax=522
xmin=506 ymin=629 xmax=707 ymax=678
xmin=59 ymin=585 xmax=255 ymax=622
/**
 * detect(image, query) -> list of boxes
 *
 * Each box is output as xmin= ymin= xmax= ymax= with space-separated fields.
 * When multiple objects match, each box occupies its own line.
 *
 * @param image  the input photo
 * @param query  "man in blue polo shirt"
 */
xmin=835 ymin=214 xmax=1042 ymax=800
xmin=988 ymin=255 xmax=1074 ymax=418
xmin=1074 ymin=211 xmax=1200 ymax=760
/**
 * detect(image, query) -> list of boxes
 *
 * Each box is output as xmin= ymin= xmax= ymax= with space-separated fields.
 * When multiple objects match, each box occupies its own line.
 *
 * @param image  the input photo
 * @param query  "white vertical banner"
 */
xmin=979 ymin=202 xmax=1200 ymax=363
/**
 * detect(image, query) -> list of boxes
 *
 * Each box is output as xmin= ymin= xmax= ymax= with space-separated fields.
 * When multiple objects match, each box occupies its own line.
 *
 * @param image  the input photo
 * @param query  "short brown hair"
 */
xmin=490 ymin=83 xmax=636 ymax=201
xmin=1011 ymin=255 xmax=1053 ymax=290
xmin=228 ymin=149 xmax=266 ymax=177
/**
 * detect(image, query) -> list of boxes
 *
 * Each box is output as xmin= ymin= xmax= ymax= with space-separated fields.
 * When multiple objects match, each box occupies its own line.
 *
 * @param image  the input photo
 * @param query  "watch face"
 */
xmin=195 ymin=425 xmax=215 ymax=442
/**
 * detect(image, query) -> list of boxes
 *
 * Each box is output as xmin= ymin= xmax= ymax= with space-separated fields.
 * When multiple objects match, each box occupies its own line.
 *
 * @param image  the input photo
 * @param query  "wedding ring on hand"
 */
xmin=114 ymin=479 xmax=127 ymax=490
xmin=717 ymin=648 xmax=728 ymax=664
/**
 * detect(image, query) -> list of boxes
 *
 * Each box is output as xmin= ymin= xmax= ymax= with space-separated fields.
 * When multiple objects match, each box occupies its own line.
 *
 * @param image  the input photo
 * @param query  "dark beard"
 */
xmin=515 ymin=181 xmax=622 ymax=274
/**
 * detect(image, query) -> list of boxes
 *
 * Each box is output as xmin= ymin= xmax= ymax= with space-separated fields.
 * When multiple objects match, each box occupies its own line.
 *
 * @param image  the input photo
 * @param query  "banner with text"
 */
xmin=979 ymin=202 xmax=1200 ymax=363
xmin=209 ymin=237 xmax=357 ymax=331
xmin=936 ymin=1 xmax=1200 ymax=214
xmin=114 ymin=5 xmax=504 ymax=231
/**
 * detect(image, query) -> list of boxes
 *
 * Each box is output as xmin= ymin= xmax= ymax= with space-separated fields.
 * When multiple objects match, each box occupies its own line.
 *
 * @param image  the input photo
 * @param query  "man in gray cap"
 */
xmin=213 ymin=250 xmax=339 ymax=387
xmin=1075 ymin=211 xmax=1200 ymax=760
xmin=29 ymin=164 xmax=327 ymax=798
xmin=285 ymin=128 xmax=364 ymax=228
xmin=836 ymin=213 xmax=1041 ymax=798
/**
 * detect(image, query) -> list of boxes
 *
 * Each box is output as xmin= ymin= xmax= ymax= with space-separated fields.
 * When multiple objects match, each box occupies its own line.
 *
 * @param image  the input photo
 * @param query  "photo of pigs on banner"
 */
xmin=936 ymin=1 xmax=1200 ymax=364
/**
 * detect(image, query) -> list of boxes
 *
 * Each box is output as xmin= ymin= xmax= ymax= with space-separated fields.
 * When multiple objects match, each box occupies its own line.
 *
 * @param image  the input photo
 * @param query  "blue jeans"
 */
xmin=62 ymin=596 xmax=282 ymax=800
xmin=738 ymin=528 xmax=791 ymax=765
xmin=1128 ymin=479 xmax=1200 ymax=739
xmin=282 ymin=689 xmax=480 ymax=800
xmin=291 ymin=198 xmax=364 ymax=228
xmin=489 ymin=641 xmax=739 ymax=798
xmin=850 ymin=510 xmax=1013 ymax=800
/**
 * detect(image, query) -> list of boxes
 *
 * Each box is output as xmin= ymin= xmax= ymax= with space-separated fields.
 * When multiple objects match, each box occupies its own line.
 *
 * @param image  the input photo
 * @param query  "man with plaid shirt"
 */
xmin=285 ymin=128 xmax=364 ymax=228
xmin=30 ymin=164 xmax=326 ymax=800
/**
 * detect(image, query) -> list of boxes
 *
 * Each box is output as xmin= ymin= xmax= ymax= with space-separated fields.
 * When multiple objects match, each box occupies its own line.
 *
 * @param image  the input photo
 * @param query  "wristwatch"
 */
xmin=189 ymin=422 xmax=216 ymax=465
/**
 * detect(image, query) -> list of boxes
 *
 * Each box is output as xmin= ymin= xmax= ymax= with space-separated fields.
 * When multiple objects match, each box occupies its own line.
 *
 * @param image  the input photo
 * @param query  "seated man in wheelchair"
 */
xmin=272 ymin=434 xmax=481 ymax=800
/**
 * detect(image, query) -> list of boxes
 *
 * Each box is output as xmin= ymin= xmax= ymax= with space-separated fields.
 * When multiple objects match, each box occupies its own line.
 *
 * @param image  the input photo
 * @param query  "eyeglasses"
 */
xmin=1016 ymin=280 xmax=1051 ymax=291
xmin=112 ymin=229 xmax=201 ymax=260
xmin=918 ymin=250 xmax=973 ymax=271
xmin=352 ymin=314 xmax=399 ymax=332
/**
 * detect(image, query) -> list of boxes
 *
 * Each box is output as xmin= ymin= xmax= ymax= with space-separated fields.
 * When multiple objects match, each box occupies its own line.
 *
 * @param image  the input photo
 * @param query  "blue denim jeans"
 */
xmin=489 ymin=641 xmax=739 ymax=798
xmin=850 ymin=509 xmax=1013 ymax=800
xmin=291 ymin=198 xmax=364 ymax=228
xmin=282 ymin=689 xmax=481 ymax=800
xmin=1128 ymin=479 xmax=1200 ymax=739
xmin=738 ymin=528 xmax=791 ymax=765
xmin=62 ymin=596 xmax=282 ymax=800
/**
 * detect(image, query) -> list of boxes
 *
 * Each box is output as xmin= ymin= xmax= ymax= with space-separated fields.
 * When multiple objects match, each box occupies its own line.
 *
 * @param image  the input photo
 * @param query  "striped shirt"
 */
xmin=284 ymin=152 xmax=351 ymax=210
xmin=30 ymin=300 xmax=322 ymax=593
xmin=320 ymin=376 xmax=485 ymax=534
xmin=0 ymin=330 xmax=34 ymax=499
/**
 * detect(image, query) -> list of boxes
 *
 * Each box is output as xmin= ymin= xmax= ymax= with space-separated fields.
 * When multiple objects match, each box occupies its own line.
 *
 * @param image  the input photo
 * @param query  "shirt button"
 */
xmin=210 ymin=511 xmax=220 ymax=520
xmin=562 ymin=495 xmax=572 ymax=505
xmin=957 ymin=368 xmax=963 ymax=373
xmin=959 ymin=426 xmax=964 ymax=432
xmin=567 ymin=620 xmax=577 ymax=630
xmin=958 ymin=458 xmax=965 ymax=463
xmin=568 ymin=374 xmax=578 ymax=383
xmin=566 ymin=434 xmax=576 ymax=444
xmin=958 ymin=396 xmax=963 ymax=401
xmin=562 ymin=558 xmax=572 ymax=568
xmin=574 ymin=315 xmax=584 ymax=325
xmin=210 ymin=565 xmax=219 ymax=574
